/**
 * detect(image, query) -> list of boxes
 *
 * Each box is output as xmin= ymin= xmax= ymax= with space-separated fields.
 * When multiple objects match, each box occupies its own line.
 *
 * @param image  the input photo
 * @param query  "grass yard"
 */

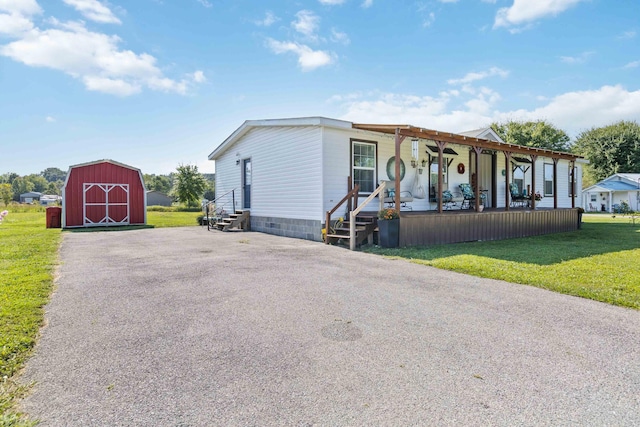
xmin=0 ymin=208 xmax=200 ymax=426
xmin=0 ymin=211 xmax=60 ymax=426
xmin=366 ymin=214 xmax=640 ymax=310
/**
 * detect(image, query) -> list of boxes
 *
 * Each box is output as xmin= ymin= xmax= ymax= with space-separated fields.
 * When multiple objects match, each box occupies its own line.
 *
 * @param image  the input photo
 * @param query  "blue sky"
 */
xmin=1 ymin=0 xmax=638 ymax=176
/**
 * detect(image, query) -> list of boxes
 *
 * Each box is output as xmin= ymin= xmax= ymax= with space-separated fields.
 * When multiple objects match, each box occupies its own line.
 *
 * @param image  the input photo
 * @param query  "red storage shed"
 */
xmin=62 ymin=160 xmax=147 ymax=228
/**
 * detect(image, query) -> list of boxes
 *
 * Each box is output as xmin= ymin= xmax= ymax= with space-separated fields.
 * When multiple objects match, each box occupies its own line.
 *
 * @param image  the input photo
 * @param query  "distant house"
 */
xmin=40 ymin=195 xmax=62 ymax=206
xmin=582 ymin=173 xmax=640 ymax=212
xmin=20 ymin=191 xmax=42 ymax=203
xmin=147 ymin=190 xmax=173 ymax=207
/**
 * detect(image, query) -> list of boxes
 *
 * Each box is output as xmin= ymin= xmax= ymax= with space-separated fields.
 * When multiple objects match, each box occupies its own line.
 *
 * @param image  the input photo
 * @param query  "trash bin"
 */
xmin=46 ymin=206 xmax=62 ymax=228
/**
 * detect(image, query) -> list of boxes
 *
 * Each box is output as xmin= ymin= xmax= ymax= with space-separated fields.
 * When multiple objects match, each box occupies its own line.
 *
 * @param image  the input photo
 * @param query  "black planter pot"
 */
xmin=378 ymin=218 xmax=400 ymax=248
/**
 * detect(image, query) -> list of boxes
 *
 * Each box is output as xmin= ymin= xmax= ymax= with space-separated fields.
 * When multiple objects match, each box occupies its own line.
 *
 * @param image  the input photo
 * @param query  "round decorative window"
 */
xmin=386 ymin=156 xmax=406 ymax=181
xmin=457 ymin=163 xmax=465 ymax=174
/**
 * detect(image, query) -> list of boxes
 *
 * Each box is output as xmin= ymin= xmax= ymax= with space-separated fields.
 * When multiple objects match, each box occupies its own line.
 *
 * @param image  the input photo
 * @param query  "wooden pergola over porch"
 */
xmin=352 ymin=123 xmax=583 ymax=214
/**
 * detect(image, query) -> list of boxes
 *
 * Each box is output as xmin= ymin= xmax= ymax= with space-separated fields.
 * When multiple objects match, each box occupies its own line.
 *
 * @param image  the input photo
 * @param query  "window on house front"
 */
xmin=590 ymin=194 xmax=597 ymax=202
xmin=568 ymin=166 xmax=577 ymax=197
xmin=513 ymin=166 xmax=525 ymax=194
xmin=430 ymin=160 xmax=448 ymax=192
xmin=351 ymin=140 xmax=377 ymax=194
xmin=544 ymin=163 xmax=554 ymax=196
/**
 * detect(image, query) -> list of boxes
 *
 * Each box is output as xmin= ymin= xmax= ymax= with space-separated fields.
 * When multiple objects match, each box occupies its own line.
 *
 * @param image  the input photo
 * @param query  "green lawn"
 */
xmin=0 ymin=211 xmax=60 ymax=426
xmin=0 ymin=209 xmax=200 ymax=426
xmin=366 ymin=214 xmax=640 ymax=309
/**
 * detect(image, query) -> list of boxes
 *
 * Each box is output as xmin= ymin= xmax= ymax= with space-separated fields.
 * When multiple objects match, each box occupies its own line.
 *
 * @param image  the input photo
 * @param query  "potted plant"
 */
xmin=377 ymin=208 xmax=400 ymax=248
xmin=531 ymin=191 xmax=542 ymax=207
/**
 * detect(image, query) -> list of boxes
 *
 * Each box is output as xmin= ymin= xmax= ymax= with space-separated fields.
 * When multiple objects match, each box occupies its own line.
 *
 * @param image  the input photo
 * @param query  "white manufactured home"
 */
xmin=208 ymin=117 xmax=585 ymax=246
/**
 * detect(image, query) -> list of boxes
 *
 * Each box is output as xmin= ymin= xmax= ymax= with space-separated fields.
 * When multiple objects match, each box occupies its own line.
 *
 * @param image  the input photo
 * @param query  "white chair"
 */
xmin=381 ymin=180 xmax=413 ymax=210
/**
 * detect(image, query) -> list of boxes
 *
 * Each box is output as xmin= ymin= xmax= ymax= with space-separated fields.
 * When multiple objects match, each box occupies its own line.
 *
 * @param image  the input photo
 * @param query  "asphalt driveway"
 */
xmin=21 ymin=227 xmax=640 ymax=426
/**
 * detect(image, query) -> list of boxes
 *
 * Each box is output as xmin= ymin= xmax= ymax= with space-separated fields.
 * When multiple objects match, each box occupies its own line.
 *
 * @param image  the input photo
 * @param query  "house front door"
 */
xmin=242 ymin=158 xmax=251 ymax=209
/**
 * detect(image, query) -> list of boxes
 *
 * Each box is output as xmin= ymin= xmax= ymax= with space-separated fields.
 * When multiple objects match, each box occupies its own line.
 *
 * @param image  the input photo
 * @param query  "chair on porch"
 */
xmin=509 ymin=183 xmax=527 ymax=207
xmin=435 ymin=189 xmax=456 ymax=210
xmin=458 ymin=183 xmax=476 ymax=209
xmin=382 ymin=180 xmax=413 ymax=210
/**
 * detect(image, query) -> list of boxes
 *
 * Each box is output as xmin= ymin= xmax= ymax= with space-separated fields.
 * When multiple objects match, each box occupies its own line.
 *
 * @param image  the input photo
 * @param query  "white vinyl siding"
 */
xmin=214 ymin=126 xmax=323 ymax=220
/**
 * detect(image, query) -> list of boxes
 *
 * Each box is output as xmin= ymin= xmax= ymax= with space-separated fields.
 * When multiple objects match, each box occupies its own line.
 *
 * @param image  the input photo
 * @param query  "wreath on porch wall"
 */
xmin=457 ymin=163 xmax=465 ymax=174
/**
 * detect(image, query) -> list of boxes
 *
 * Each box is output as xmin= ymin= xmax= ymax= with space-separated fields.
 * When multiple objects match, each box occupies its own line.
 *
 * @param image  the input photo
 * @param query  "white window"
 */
xmin=351 ymin=140 xmax=377 ymax=194
xmin=590 ymin=194 xmax=597 ymax=202
xmin=544 ymin=163 xmax=554 ymax=196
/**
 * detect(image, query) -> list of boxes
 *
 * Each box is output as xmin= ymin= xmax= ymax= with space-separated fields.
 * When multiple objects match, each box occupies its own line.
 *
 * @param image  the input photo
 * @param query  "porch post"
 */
xmin=530 ymin=155 xmax=538 ymax=210
xmin=436 ymin=141 xmax=447 ymax=213
xmin=394 ymin=129 xmax=406 ymax=212
xmin=473 ymin=146 xmax=483 ymax=211
xmin=570 ymin=160 xmax=576 ymax=208
xmin=553 ymin=158 xmax=559 ymax=209
xmin=504 ymin=151 xmax=512 ymax=211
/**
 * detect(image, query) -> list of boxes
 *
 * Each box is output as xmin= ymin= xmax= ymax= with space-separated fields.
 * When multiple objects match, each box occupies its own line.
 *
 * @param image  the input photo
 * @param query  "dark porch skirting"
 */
xmin=400 ymin=208 xmax=579 ymax=247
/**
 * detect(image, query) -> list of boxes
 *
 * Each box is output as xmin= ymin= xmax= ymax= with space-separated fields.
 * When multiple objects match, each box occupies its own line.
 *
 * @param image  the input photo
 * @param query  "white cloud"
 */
xmin=623 ymin=60 xmax=639 ymax=69
xmin=330 ymin=28 xmax=350 ymax=45
xmin=0 ymin=0 xmax=42 ymax=16
xmin=254 ymin=11 xmax=278 ymax=27
xmin=319 ymin=0 xmax=346 ymax=4
xmin=423 ymin=12 xmax=435 ymax=28
xmin=45 ymin=116 xmax=56 ymax=122
xmin=266 ymin=38 xmax=334 ymax=71
xmin=494 ymin=0 xmax=586 ymax=31
xmin=0 ymin=12 xmax=34 ymax=35
xmin=0 ymin=18 xmax=204 ymax=96
xmin=333 ymin=85 xmax=640 ymax=137
xmin=361 ymin=0 xmax=373 ymax=8
xmin=197 ymin=0 xmax=212 ymax=8
xmin=438 ymin=0 xmax=459 ymax=3
xmin=447 ymin=67 xmax=509 ymax=85
xmin=559 ymin=51 xmax=594 ymax=64
xmin=62 ymin=0 xmax=121 ymax=24
xmin=191 ymin=70 xmax=206 ymax=83
xmin=618 ymin=30 xmax=636 ymax=40
xmin=292 ymin=10 xmax=320 ymax=38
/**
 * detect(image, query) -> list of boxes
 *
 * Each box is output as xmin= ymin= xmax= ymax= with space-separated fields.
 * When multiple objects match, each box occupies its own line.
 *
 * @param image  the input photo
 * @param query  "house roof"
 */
xmin=352 ymin=123 xmax=583 ymax=161
xmin=458 ymin=127 xmax=505 ymax=143
xmin=20 ymin=191 xmax=43 ymax=197
xmin=209 ymin=117 xmax=584 ymax=162
xmin=583 ymin=173 xmax=640 ymax=192
xmin=208 ymin=117 xmax=352 ymax=160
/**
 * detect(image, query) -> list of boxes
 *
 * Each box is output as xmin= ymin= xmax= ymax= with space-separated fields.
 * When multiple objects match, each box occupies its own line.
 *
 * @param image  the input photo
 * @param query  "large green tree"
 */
xmin=491 ymin=120 xmax=571 ymax=151
xmin=171 ymin=164 xmax=207 ymax=207
xmin=0 ymin=183 xmax=12 ymax=205
xmin=11 ymin=177 xmax=34 ymax=201
xmin=40 ymin=167 xmax=66 ymax=182
xmin=144 ymin=174 xmax=172 ymax=194
xmin=573 ymin=120 xmax=640 ymax=183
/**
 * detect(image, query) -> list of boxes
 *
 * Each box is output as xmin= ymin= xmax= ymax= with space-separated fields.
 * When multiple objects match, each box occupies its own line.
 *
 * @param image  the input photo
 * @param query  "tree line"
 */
xmin=491 ymin=119 xmax=640 ymax=187
xmin=0 ymin=165 xmax=215 ymax=207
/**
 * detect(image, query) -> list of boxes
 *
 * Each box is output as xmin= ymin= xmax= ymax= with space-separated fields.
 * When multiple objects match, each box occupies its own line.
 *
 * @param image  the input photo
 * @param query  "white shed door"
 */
xmin=83 ymin=183 xmax=130 ymax=226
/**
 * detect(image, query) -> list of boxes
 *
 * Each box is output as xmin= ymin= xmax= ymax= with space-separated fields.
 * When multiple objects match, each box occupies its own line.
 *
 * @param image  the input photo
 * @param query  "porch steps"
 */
xmin=214 ymin=210 xmax=250 ymax=231
xmin=325 ymin=214 xmax=377 ymax=247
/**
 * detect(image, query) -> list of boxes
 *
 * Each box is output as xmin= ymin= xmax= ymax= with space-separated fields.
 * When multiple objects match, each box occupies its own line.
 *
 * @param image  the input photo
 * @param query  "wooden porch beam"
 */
xmin=553 ymin=158 xmax=559 ymax=209
xmin=570 ymin=160 xmax=576 ymax=208
xmin=530 ymin=155 xmax=538 ymax=210
xmin=394 ymin=129 xmax=407 ymax=212
xmin=473 ymin=146 xmax=483 ymax=211
xmin=436 ymin=141 xmax=447 ymax=213
xmin=504 ymin=151 xmax=512 ymax=211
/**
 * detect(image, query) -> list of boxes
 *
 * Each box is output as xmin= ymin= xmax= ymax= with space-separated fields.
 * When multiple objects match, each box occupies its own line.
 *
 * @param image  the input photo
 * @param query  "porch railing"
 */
xmin=325 ymin=184 xmax=359 ymax=244
xmin=349 ymin=182 xmax=386 ymax=250
xmin=203 ymin=188 xmax=237 ymax=230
